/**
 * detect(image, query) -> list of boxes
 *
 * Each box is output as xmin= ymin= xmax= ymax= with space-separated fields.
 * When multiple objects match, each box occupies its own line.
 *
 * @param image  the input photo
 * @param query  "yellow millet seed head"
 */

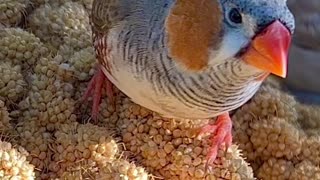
xmin=257 ymin=158 xmax=294 ymax=180
xmin=60 ymin=167 xmax=97 ymax=180
xmin=19 ymin=72 xmax=76 ymax=131
xmin=0 ymin=100 xmax=12 ymax=133
xmin=0 ymin=62 xmax=27 ymax=104
xmin=33 ymin=56 xmax=58 ymax=75
xmin=68 ymin=47 xmax=96 ymax=81
xmin=157 ymin=144 xmax=254 ymax=180
xmin=237 ymin=117 xmax=302 ymax=162
xmin=29 ymin=0 xmax=69 ymax=7
xmin=75 ymin=84 xmax=121 ymax=126
xmin=296 ymin=103 xmax=320 ymax=136
xmin=96 ymin=159 xmax=150 ymax=180
xmin=95 ymin=96 xmax=121 ymax=129
xmin=0 ymin=140 xmax=35 ymax=179
xmin=116 ymin=96 xmax=254 ymax=179
xmin=0 ymin=28 xmax=49 ymax=70
xmin=263 ymin=75 xmax=283 ymax=90
xmin=290 ymin=160 xmax=320 ymax=180
xmin=0 ymin=0 xmax=29 ymax=27
xmin=16 ymin=120 xmax=52 ymax=177
xmin=233 ymin=85 xmax=298 ymax=125
xmin=51 ymin=122 xmax=119 ymax=177
xmin=52 ymin=47 xmax=96 ymax=84
xmin=232 ymin=85 xmax=301 ymax=164
xmin=27 ymin=2 xmax=90 ymax=50
xmin=39 ymin=95 xmax=76 ymax=131
xmin=300 ymin=136 xmax=320 ymax=165
xmin=57 ymin=29 xmax=92 ymax=60
xmin=29 ymin=0 xmax=93 ymax=12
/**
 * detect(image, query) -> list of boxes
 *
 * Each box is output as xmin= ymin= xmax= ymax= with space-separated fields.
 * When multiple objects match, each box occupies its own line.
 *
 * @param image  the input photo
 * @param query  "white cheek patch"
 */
xmin=208 ymin=31 xmax=249 ymax=66
xmin=207 ymin=14 xmax=257 ymax=67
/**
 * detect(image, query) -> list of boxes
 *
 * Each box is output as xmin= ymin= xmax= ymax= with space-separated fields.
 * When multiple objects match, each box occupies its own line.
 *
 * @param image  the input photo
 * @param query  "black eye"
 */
xmin=228 ymin=8 xmax=242 ymax=24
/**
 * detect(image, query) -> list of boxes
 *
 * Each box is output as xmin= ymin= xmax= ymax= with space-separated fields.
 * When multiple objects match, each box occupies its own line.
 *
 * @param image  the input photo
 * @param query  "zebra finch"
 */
xmin=83 ymin=0 xmax=295 ymax=165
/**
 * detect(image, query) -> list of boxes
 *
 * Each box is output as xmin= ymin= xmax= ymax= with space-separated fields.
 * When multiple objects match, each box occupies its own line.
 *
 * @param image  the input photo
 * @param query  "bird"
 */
xmin=83 ymin=0 xmax=295 ymax=165
xmin=282 ymin=0 xmax=320 ymax=104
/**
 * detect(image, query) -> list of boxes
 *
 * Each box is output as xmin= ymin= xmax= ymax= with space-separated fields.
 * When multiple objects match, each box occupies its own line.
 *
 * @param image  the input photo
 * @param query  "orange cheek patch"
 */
xmin=165 ymin=0 xmax=222 ymax=71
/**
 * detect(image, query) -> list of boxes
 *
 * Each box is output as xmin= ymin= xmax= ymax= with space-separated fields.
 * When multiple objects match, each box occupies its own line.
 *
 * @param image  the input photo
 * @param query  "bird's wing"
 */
xmin=288 ymin=0 xmax=320 ymax=50
xmin=91 ymin=0 xmax=130 ymax=72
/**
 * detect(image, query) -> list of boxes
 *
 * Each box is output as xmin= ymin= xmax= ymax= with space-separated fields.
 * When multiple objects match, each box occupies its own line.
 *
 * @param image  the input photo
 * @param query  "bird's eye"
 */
xmin=228 ymin=8 xmax=242 ymax=25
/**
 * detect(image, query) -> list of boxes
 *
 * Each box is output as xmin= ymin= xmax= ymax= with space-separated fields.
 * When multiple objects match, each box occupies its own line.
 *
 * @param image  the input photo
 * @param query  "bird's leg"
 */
xmin=198 ymin=112 xmax=233 ymax=166
xmin=82 ymin=67 xmax=115 ymax=122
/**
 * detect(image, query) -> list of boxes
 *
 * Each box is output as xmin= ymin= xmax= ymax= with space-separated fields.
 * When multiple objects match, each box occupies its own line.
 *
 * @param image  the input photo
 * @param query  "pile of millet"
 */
xmin=1 ymin=0 xmax=320 ymax=179
xmin=232 ymin=84 xmax=320 ymax=179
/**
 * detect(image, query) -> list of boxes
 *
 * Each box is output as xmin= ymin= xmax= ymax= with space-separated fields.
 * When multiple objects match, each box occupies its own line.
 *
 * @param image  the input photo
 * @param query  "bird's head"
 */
xmin=165 ymin=0 xmax=295 ymax=78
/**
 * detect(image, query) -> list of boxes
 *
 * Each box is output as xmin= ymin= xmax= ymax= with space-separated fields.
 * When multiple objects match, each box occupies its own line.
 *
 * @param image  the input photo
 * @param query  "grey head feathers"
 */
xmin=219 ymin=0 xmax=295 ymax=33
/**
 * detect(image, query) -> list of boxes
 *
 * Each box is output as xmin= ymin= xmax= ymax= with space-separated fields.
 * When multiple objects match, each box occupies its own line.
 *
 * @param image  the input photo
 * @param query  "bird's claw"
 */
xmin=82 ymin=68 xmax=115 ymax=123
xmin=197 ymin=113 xmax=233 ymax=170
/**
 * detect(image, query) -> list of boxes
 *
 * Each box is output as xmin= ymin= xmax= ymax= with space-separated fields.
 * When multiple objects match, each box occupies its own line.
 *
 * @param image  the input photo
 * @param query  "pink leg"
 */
xmin=82 ymin=67 xmax=115 ymax=122
xmin=105 ymin=76 xmax=115 ymax=108
xmin=198 ymin=112 xmax=233 ymax=165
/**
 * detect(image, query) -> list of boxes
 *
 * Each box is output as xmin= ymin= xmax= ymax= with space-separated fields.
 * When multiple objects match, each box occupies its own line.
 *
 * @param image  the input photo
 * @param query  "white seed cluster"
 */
xmin=50 ymin=122 xmax=119 ymax=177
xmin=232 ymin=85 xmax=300 ymax=162
xmin=56 ymin=29 xmax=92 ymax=60
xmin=0 ymin=0 xmax=29 ymax=27
xmin=96 ymin=95 xmax=121 ymax=129
xmin=19 ymin=73 xmax=76 ymax=131
xmin=257 ymin=158 xmax=294 ymax=179
xmin=296 ymin=104 xmax=320 ymax=136
xmin=16 ymin=55 xmax=77 ymax=131
xmin=116 ymin=97 xmax=254 ymax=179
xmin=29 ymin=0 xmax=93 ymax=12
xmin=27 ymin=2 xmax=90 ymax=51
xmin=96 ymin=159 xmax=149 ymax=180
xmin=232 ymin=84 xmax=320 ymax=177
xmin=0 ymin=140 xmax=35 ymax=180
xmin=299 ymin=137 xmax=320 ymax=165
xmin=16 ymin=120 xmax=53 ymax=179
xmin=0 ymin=28 xmax=48 ymax=71
xmin=235 ymin=116 xmax=302 ymax=163
xmin=59 ymin=47 xmax=96 ymax=82
xmin=254 ymin=157 xmax=320 ymax=180
xmin=0 ymin=62 xmax=27 ymax=105
xmin=290 ymin=160 xmax=320 ymax=180
xmin=0 ymin=100 xmax=11 ymax=134
xmin=235 ymin=85 xmax=298 ymax=123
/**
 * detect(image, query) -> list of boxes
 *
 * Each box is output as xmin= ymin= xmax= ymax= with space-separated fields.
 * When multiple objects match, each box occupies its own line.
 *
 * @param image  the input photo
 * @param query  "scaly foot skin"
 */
xmin=198 ymin=112 xmax=233 ymax=166
xmin=82 ymin=67 xmax=115 ymax=122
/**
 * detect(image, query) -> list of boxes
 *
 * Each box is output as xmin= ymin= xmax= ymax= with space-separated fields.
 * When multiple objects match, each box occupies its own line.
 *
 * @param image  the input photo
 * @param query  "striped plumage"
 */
xmin=92 ymin=0 xmax=269 ymax=119
xmin=88 ymin=0 xmax=295 ymax=164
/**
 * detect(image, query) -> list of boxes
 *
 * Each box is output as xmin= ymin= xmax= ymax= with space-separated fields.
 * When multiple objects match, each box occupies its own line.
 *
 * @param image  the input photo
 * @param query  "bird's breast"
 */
xmin=101 ymin=23 xmax=264 ymax=119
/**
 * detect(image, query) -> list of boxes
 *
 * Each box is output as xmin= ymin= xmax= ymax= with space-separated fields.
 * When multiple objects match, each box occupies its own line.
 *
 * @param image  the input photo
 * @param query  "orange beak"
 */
xmin=243 ymin=20 xmax=292 ymax=78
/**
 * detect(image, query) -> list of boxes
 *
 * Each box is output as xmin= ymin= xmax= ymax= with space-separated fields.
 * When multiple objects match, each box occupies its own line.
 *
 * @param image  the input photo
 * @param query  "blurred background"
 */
xmin=282 ymin=0 xmax=320 ymax=105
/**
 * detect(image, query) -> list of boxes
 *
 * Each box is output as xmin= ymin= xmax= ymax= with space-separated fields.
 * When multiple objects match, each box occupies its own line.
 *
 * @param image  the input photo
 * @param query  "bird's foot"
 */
xmin=82 ymin=67 xmax=115 ymax=122
xmin=198 ymin=112 xmax=233 ymax=167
